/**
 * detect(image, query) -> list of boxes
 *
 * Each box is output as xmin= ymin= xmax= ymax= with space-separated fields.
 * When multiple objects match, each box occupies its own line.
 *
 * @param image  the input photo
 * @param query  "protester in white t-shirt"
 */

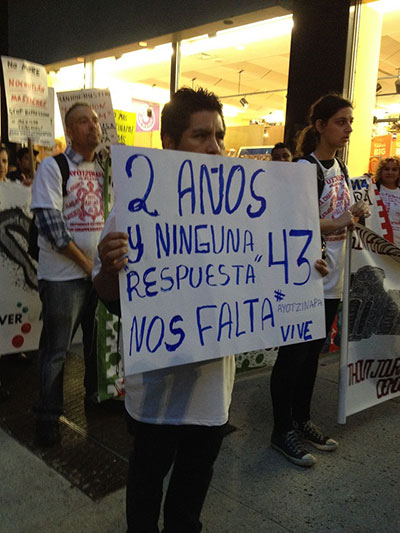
xmin=93 ymin=88 xmax=236 ymax=533
xmin=270 ymin=94 xmax=370 ymax=468
xmin=31 ymin=103 xmax=104 ymax=447
xmin=375 ymin=156 xmax=400 ymax=247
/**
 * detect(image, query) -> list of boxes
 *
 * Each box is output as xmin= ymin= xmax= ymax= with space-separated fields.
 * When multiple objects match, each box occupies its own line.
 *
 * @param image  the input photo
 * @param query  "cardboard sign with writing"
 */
xmin=114 ymin=109 xmax=136 ymax=145
xmin=1 ymin=56 xmax=53 ymax=146
xmin=57 ymin=88 xmax=118 ymax=148
xmin=112 ymin=146 xmax=325 ymax=375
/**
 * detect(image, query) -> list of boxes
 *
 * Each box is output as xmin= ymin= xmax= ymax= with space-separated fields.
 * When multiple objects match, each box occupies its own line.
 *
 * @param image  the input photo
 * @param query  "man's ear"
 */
xmin=162 ymin=135 xmax=176 ymax=150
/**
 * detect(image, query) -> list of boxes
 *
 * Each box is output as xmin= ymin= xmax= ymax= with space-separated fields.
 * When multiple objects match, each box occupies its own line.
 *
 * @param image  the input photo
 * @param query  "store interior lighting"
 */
xmin=181 ymin=15 xmax=293 ymax=56
xmin=395 ymin=69 xmax=400 ymax=94
xmin=239 ymin=97 xmax=248 ymax=108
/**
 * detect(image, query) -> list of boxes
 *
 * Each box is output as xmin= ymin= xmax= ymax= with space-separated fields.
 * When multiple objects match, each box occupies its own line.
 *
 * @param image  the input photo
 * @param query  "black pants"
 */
xmin=270 ymin=299 xmax=340 ymax=434
xmin=126 ymin=416 xmax=226 ymax=533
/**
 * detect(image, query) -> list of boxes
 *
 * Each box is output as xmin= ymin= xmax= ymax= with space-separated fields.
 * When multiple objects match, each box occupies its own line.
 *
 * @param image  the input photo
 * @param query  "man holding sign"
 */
xmin=94 ymin=88 xmax=328 ymax=532
xmin=94 ymin=88 xmax=236 ymax=533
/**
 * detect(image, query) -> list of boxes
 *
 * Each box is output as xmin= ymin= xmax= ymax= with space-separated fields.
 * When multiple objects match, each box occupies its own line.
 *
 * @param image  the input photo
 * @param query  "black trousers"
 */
xmin=270 ymin=299 xmax=340 ymax=434
xmin=126 ymin=416 xmax=226 ymax=533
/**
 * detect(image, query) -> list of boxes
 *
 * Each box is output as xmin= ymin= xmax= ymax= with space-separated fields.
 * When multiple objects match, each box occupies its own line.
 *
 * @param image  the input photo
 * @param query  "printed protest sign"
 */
xmin=57 ymin=88 xmax=118 ymax=148
xmin=112 ymin=146 xmax=325 ymax=375
xmin=114 ymin=109 xmax=136 ymax=145
xmin=339 ymin=224 xmax=400 ymax=420
xmin=0 ymin=182 xmax=42 ymax=353
xmin=1 ymin=56 xmax=53 ymax=146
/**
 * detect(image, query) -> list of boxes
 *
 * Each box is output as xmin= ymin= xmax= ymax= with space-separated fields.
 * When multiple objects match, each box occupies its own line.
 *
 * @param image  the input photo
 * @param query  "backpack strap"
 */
xmin=335 ymin=156 xmax=350 ymax=189
xmin=53 ymin=153 xmax=69 ymax=197
xmin=301 ymin=154 xmax=325 ymax=199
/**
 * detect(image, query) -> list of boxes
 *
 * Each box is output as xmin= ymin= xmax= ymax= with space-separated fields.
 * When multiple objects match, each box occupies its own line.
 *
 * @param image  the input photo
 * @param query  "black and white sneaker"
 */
xmin=295 ymin=420 xmax=338 ymax=451
xmin=271 ymin=429 xmax=316 ymax=467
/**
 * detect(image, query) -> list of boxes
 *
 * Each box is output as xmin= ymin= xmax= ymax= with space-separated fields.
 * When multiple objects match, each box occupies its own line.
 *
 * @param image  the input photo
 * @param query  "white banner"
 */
xmin=351 ymin=175 xmax=393 ymax=241
xmin=0 ymin=182 xmax=42 ymax=353
xmin=112 ymin=146 xmax=326 ymax=375
xmin=339 ymin=224 xmax=400 ymax=420
xmin=1 ymin=56 xmax=53 ymax=146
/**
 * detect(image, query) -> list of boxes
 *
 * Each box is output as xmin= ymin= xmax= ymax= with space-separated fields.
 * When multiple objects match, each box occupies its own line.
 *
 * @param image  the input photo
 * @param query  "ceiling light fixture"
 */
xmin=237 ymin=70 xmax=248 ymax=108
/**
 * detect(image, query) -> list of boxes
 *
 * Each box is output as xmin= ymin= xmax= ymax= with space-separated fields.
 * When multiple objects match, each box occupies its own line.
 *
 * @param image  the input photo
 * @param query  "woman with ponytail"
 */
xmin=270 ymin=94 xmax=370 ymax=467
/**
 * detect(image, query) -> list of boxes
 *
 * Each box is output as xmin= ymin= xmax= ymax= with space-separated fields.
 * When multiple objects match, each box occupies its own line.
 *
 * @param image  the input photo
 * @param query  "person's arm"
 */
xmin=60 ymin=240 xmax=94 ymax=276
xmin=34 ymin=207 xmax=93 ymax=276
xmin=320 ymin=200 xmax=370 ymax=234
xmin=93 ymin=231 xmax=129 ymax=302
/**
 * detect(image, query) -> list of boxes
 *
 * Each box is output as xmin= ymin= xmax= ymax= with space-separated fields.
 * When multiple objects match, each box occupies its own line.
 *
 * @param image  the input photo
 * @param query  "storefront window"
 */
xmin=347 ymin=0 xmax=400 ymax=175
xmin=45 ymin=10 xmax=293 ymax=155
xmin=179 ymin=14 xmax=293 ymax=158
xmin=371 ymin=0 xmax=400 ymax=171
xmin=94 ymin=44 xmax=173 ymax=149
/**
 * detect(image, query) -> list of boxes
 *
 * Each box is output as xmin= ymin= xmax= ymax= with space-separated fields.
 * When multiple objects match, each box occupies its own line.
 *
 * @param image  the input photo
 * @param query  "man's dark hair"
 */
xmin=161 ymin=87 xmax=225 ymax=147
xmin=65 ymin=102 xmax=92 ymax=128
xmin=271 ymin=142 xmax=291 ymax=158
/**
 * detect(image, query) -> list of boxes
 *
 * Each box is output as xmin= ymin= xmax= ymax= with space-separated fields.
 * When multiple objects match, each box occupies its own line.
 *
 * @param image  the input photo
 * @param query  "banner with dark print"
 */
xmin=0 ymin=182 xmax=42 ymax=353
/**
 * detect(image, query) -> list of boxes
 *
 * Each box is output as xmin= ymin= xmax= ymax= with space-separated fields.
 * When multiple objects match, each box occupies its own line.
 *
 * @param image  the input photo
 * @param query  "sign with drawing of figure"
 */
xmin=339 ymin=224 xmax=400 ymax=420
xmin=112 ymin=146 xmax=325 ymax=376
xmin=0 ymin=182 xmax=42 ymax=353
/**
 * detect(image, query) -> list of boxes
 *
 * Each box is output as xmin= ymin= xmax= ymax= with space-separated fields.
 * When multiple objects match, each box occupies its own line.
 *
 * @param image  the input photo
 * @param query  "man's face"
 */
xmin=165 ymin=110 xmax=225 ymax=155
xmin=66 ymin=106 xmax=102 ymax=153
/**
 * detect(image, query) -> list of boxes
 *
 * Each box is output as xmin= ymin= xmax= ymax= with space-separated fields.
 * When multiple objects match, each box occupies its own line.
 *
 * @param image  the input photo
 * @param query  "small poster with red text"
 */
xmin=1 ymin=56 xmax=53 ymax=146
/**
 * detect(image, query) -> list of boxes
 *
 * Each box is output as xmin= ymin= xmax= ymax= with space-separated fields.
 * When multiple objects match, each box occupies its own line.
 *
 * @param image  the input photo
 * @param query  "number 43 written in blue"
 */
xmin=268 ymin=229 xmax=313 ymax=286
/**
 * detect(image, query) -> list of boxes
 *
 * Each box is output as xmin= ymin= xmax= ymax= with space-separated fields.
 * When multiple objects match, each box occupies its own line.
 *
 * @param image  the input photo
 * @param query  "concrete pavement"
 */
xmin=1 ymin=352 xmax=399 ymax=532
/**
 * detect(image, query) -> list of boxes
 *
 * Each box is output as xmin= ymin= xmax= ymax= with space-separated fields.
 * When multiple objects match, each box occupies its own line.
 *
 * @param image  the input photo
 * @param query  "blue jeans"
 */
xmin=36 ymin=278 xmax=98 ymax=421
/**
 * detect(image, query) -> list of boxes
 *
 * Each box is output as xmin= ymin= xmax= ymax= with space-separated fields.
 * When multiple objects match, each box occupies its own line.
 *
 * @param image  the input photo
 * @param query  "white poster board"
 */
xmin=57 ymin=88 xmax=118 ymax=148
xmin=112 ymin=146 xmax=326 ymax=375
xmin=1 ymin=56 xmax=53 ymax=146
xmin=0 ymin=182 xmax=42 ymax=353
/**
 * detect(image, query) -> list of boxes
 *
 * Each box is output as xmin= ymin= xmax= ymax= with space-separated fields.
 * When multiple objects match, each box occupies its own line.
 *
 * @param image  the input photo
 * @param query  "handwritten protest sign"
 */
xmin=57 ymin=88 xmax=118 ymax=147
xmin=114 ymin=109 xmax=136 ymax=145
xmin=112 ymin=146 xmax=325 ymax=375
xmin=337 ymin=175 xmax=400 ymax=421
xmin=339 ymin=224 xmax=400 ymax=421
xmin=1 ymin=56 xmax=53 ymax=146
xmin=0 ymin=182 xmax=42 ymax=353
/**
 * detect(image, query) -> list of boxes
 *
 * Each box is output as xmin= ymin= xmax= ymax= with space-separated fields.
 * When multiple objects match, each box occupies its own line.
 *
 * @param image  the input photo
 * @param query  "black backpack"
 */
xmin=301 ymin=154 xmax=350 ymax=199
xmin=28 ymin=153 xmax=70 ymax=260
